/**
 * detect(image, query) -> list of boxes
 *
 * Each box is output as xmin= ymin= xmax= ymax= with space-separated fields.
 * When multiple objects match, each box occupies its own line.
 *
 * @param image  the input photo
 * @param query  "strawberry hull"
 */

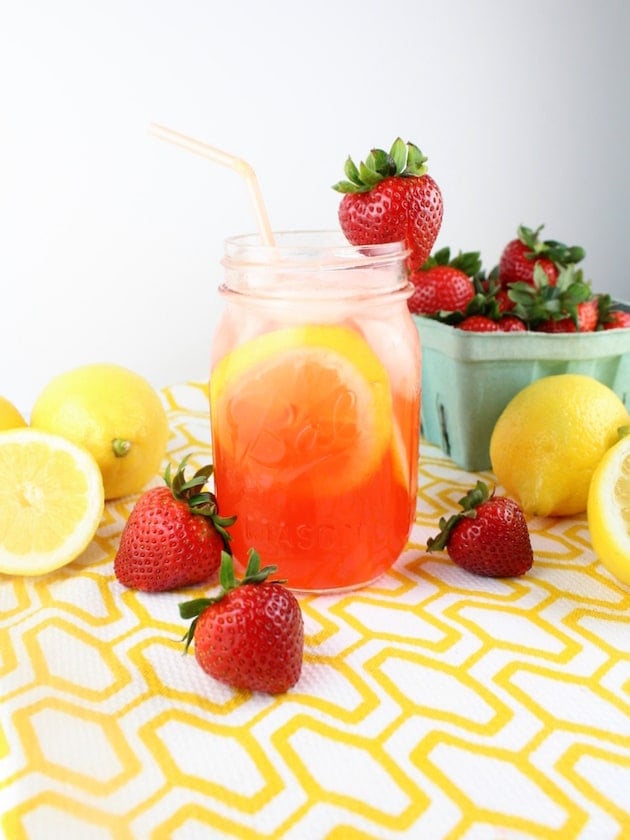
xmin=414 ymin=304 xmax=630 ymax=471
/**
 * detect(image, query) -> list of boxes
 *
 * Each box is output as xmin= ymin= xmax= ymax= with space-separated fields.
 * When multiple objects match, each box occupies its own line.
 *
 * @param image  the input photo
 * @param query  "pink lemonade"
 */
xmin=210 ymin=233 xmax=421 ymax=592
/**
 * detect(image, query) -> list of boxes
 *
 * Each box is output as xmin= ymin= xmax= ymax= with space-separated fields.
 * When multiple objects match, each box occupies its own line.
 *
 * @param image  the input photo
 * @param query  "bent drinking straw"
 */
xmin=149 ymin=122 xmax=275 ymax=247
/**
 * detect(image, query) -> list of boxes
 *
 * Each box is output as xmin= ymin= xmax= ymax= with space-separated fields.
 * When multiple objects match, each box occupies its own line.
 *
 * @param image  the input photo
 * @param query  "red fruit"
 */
xmin=180 ymin=551 xmax=304 ymax=695
xmin=426 ymin=481 xmax=533 ymax=577
xmin=498 ymin=224 xmax=585 ymax=289
xmin=408 ymin=265 xmax=475 ymax=315
xmin=495 ymin=287 xmax=515 ymax=314
xmin=498 ymin=315 xmax=527 ymax=332
xmin=603 ymin=310 xmax=630 ymax=330
xmin=537 ymin=298 xmax=599 ymax=333
xmin=499 ymin=240 xmax=558 ymax=288
xmin=457 ymin=315 xmax=501 ymax=332
xmin=334 ymin=138 xmax=443 ymax=271
xmin=114 ymin=458 xmax=235 ymax=592
xmin=509 ymin=265 xmax=596 ymax=331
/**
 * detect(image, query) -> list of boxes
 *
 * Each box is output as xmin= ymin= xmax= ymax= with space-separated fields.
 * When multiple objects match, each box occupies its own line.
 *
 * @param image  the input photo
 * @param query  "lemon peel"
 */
xmin=30 ymin=363 xmax=169 ymax=499
xmin=490 ymin=374 xmax=629 ymax=516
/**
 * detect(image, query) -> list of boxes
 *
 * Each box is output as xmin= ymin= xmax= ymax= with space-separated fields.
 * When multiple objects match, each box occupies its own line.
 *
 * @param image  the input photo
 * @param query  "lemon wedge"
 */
xmin=587 ymin=431 xmax=630 ymax=586
xmin=0 ymin=428 xmax=104 ymax=576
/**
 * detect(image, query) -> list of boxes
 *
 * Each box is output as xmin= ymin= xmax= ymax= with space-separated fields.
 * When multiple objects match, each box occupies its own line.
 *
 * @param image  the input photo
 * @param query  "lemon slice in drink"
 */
xmin=587 ymin=432 xmax=630 ymax=586
xmin=0 ymin=428 xmax=104 ymax=576
xmin=210 ymin=325 xmax=393 ymax=496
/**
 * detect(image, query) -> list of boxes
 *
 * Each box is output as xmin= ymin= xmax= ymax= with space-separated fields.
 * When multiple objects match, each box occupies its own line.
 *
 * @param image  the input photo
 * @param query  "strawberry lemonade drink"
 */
xmin=210 ymin=231 xmax=420 ymax=591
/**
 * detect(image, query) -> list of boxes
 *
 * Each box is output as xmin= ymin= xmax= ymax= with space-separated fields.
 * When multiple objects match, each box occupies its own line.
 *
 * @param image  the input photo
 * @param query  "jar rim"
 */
xmin=221 ymin=230 xmax=412 ymax=302
xmin=223 ymin=229 xmax=409 ymax=269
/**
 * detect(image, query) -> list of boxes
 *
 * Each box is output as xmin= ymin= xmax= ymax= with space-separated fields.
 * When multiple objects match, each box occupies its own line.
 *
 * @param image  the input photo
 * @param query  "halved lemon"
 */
xmin=587 ymin=432 xmax=630 ymax=586
xmin=210 ymin=325 xmax=393 ymax=496
xmin=0 ymin=428 xmax=105 ymax=576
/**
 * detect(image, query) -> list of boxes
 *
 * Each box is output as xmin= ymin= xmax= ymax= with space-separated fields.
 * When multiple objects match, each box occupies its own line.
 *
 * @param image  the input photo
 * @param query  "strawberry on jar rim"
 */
xmin=333 ymin=138 xmax=443 ymax=271
xmin=114 ymin=457 xmax=236 ymax=592
xmin=180 ymin=550 xmax=304 ymax=695
xmin=426 ymin=481 xmax=533 ymax=577
xmin=499 ymin=224 xmax=585 ymax=289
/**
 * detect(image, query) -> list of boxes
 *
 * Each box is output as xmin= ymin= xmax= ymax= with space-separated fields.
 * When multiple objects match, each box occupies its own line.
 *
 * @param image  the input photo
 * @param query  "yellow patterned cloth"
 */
xmin=1 ymin=381 xmax=629 ymax=839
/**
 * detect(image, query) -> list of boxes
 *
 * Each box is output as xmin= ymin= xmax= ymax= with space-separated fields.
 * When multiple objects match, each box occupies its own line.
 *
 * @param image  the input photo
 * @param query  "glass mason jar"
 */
xmin=209 ymin=231 xmax=421 ymax=592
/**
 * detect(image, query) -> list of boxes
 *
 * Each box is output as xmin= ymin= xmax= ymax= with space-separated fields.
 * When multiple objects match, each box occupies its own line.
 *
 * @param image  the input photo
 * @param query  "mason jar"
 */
xmin=209 ymin=231 xmax=420 ymax=592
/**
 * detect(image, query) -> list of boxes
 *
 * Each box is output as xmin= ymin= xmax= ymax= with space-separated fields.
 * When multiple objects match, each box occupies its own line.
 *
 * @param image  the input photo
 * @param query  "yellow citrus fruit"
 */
xmin=0 ymin=396 xmax=27 ymax=430
xmin=210 ymin=325 xmax=393 ymax=496
xmin=489 ymin=374 xmax=630 ymax=516
xmin=587 ymin=431 xmax=630 ymax=586
xmin=30 ymin=363 xmax=169 ymax=499
xmin=0 ymin=428 xmax=104 ymax=576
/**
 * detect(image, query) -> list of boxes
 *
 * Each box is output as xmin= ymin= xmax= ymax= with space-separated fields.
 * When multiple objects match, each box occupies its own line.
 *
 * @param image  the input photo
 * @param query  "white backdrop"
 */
xmin=1 ymin=0 xmax=629 ymax=416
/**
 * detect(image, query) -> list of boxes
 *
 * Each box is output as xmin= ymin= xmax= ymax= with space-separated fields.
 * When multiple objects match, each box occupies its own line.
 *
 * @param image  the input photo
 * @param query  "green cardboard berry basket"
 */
xmin=413 ymin=306 xmax=630 ymax=472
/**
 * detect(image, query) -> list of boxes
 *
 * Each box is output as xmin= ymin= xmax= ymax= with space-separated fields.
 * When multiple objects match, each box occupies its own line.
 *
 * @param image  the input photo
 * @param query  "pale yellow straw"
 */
xmin=149 ymin=123 xmax=275 ymax=246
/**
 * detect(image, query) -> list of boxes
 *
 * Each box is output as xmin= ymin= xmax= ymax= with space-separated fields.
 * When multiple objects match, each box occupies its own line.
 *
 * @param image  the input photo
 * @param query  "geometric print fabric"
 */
xmin=1 ymin=381 xmax=629 ymax=839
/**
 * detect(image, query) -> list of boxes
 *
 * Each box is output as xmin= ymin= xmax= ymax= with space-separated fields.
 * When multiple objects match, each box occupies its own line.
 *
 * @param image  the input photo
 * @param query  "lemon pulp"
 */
xmin=587 ymin=434 xmax=630 ymax=586
xmin=0 ymin=428 xmax=104 ymax=575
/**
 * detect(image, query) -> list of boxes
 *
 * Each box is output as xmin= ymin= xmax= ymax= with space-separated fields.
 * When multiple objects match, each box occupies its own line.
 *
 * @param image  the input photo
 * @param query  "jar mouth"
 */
xmin=221 ymin=230 xmax=412 ymax=301
xmin=223 ymin=230 xmax=409 ymax=268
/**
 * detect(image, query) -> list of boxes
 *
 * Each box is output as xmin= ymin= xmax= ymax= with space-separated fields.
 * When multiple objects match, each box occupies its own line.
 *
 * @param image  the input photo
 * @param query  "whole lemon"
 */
xmin=489 ymin=374 xmax=629 ymax=517
xmin=31 ymin=363 xmax=169 ymax=499
xmin=0 ymin=396 xmax=27 ymax=431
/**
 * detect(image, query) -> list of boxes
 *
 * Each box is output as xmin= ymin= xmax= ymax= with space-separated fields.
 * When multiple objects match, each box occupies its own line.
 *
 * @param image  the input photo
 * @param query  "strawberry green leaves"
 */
xmin=333 ymin=138 xmax=429 ymax=194
xmin=516 ymin=224 xmax=585 ymax=266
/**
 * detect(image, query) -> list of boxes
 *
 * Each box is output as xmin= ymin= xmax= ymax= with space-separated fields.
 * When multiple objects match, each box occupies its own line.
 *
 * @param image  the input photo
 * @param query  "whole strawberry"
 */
xmin=497 ymin=315 xmax=527 ymax=332
xmin=499 ymin=224 xmax=585 ymax=288
xmin=114 ymin=457 xmax=236 ymax=592
xmin=180 ymin=550 xmax=304 ymax=695
xmin=333 ymin=138 xmax=443 ymax=271
xmin=408 ymin=247 xmax=480 ymax=315
xmin=598 ymin=294 xmax=630 ymax=330
xmin=509 ymin=264 xmax=597 ymax=332
xmin=537 ymin=298 xmax=599 ymax=333
xmin=604 ymin=310 xmax=630 ymax=330
xmin=426 ymin=481 xmax=533 ymax=577
xmin=457 ymin=314 xmax=501 ymax=332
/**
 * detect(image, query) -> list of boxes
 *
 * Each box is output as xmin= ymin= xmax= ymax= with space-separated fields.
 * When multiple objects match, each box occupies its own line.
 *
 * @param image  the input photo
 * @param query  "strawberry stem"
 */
xmin=426 ymin=481 xmax=491 ymax=553
xmin=178 ymin=549 xmax=283 ymax=652
xmin=163 ymin=456 xmax=236 ymax=552
xmin=517 ymin=224 xmax=585 ymax=266
xmin=332 ymin=138 xmax=429 ymax=194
